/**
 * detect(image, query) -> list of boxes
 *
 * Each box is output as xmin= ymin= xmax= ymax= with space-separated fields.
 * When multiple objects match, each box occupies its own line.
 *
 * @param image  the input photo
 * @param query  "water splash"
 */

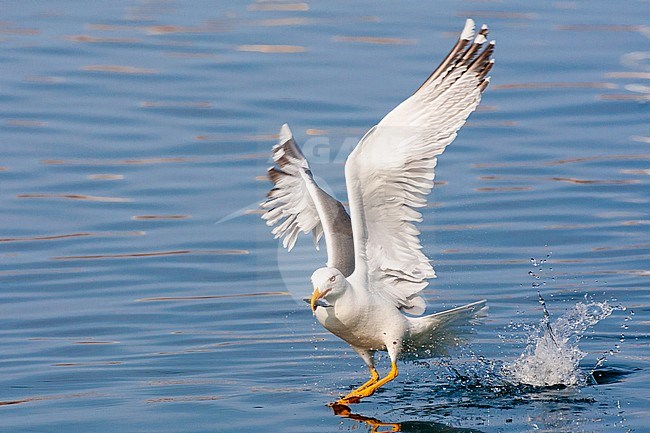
xmin=430 ymin=297 xmax=626 ymax=399
xmin=502 ymin=296 xmax=619 ymax=387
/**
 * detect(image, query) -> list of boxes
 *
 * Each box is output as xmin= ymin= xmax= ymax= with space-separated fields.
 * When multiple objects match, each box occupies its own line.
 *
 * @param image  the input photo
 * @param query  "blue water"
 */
xmin=1 ymin=1 xmax=648 ymax=432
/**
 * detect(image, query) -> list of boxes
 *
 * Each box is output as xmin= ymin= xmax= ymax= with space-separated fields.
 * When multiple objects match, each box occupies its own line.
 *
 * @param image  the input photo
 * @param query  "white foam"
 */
xmin=503 ymin=301 xmax=616 ymax=387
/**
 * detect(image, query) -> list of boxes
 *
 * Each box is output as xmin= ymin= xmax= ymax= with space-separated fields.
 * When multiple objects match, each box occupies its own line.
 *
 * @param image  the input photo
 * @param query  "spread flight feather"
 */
xmin=262 ymin=19 xmax=493 ymax=315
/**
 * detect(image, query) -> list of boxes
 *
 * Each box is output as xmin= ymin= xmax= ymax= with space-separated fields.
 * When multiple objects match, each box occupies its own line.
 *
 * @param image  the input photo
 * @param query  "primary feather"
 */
xmin=345 ymin=18 xmax=494 ymax=314
xmin=261 ymin=124 xmax=355 ymax=276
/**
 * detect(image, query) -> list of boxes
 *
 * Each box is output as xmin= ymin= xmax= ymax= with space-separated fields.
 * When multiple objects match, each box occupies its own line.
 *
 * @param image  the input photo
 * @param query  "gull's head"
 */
xmin=309 ymin=267 xmax=346 ymax=312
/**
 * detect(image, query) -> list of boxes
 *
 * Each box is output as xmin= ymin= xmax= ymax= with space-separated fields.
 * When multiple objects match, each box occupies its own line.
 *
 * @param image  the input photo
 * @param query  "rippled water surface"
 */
xmin=1 ymin=1 xmax=648 ymax=432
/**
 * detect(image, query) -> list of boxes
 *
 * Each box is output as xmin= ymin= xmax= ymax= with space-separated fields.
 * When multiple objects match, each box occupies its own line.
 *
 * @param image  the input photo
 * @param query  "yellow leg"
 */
xmin=337 ymin=361 xmax=398 ymax=404
xmin=344 ymin=366 xmax=379 ymax=397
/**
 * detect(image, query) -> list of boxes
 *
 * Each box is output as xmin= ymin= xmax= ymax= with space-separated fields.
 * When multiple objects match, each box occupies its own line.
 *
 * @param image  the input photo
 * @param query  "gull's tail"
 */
xmin=402 ymin=300 xmax=488 ymax=359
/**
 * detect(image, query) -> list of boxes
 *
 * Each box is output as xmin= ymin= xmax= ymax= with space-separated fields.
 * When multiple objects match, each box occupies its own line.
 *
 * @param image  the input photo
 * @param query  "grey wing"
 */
xmin=261 ymin=124 xmax=355 ymax=276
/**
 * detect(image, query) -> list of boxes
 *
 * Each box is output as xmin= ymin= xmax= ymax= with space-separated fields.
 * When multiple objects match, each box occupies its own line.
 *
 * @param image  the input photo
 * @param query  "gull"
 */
xmin=261 ymin=19 xmax=493 ymax=405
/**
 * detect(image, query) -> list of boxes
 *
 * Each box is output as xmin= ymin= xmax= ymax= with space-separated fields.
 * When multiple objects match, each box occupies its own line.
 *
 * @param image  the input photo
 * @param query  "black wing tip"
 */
xmin=265 ymin=186 xmax=281 ymax=199
xmin=470 ymin=40 xmax=495 ymax=91
xmin=267 ymin=166 xmax=291 ymax=184
xmin=415 ymin=18 xmax=495 ymax=96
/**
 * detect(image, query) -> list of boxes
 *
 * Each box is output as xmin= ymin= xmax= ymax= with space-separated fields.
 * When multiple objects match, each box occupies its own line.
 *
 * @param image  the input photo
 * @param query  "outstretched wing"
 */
xmin=345 ymin=19 xmax=494 ymax=314
xmin=261 ymin=124 xmax=355 ymax=276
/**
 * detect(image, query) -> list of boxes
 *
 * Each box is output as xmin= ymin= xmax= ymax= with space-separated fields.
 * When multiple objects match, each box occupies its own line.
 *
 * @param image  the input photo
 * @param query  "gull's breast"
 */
xmin=315 ymin=297 xmax=406 ymax=351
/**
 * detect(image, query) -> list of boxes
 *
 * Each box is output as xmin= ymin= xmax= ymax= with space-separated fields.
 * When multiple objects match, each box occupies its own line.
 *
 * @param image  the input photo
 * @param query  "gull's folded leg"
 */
xmin=356 ymin=366 xmax=380 ymax=391
xmin=340 ymin=366 xmax=379 ymax=400
xmin=334 ymin=346 xmax=379 ymax=403
xmin=337 ymin=361 xmax=399 ymax=404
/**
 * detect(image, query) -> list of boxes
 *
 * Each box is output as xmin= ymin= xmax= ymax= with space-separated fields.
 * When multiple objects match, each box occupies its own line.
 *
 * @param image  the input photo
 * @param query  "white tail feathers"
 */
xmin=402 ymin=300 xmax=488 ymax=358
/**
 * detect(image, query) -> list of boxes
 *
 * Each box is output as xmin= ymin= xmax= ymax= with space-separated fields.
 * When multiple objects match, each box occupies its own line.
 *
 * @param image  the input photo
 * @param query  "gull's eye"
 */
xmin=329 ymin=275 xmax=336 ymax=283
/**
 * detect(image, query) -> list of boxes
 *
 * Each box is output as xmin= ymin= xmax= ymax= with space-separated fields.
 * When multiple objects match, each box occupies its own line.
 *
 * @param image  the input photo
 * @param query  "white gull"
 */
xmin=262 ymin=19 xmax=494 ymax=405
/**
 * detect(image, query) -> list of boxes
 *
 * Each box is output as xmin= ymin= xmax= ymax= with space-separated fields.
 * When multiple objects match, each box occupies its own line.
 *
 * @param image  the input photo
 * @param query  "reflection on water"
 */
xmin=51 ymin=248 xmax=249 ymax=260
xmin=332 ymin=35 xmax=417 ymax=45
xmin=236 ymin=44 xmax=308 ymax=53
xmin=332 ymin=403 xmax=483 ymax=433
xmin=17 ymin=192 xmax=132 ymax=202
